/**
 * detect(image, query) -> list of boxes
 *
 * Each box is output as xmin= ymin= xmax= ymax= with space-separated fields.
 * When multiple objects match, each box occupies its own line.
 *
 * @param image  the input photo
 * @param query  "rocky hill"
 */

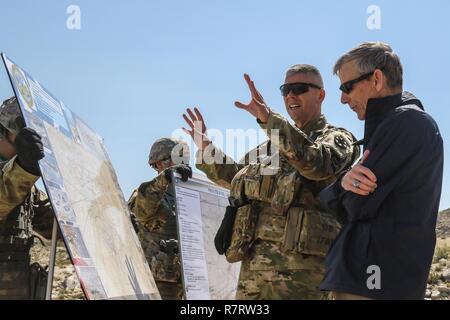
xmin=436 ymin=208 xmax=450 ymax=239
xmin=31 ymin=209 xmax=450 ymax=300
xmin=427 ymin=209 xmax=450 ymax=300
xmin=30 ymin=238 xmax=84 ymax=300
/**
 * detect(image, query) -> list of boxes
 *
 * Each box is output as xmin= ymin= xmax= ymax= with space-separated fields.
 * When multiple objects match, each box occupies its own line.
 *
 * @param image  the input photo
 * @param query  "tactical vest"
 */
xmin=225 ymin=144 xmax=342 ymax=264
xmin=0 ymin=191 xmax=35 ymax=299
xmin=154 ymin=191 xmax=178 ymax=240
xmin=137 ymin=190 xmax=181 ymax=284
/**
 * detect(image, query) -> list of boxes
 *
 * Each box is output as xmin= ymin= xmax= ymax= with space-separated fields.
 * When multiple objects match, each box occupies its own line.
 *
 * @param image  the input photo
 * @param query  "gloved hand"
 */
xmin=214 ymin=206 xmax=237 ymax=255
xmin=160 ymin=239 xmax=179 ymax=255
xmin=15 ymin=127 xmax=44 ymax=176
xmin=164 ymin=164 xmax=192 ymax=183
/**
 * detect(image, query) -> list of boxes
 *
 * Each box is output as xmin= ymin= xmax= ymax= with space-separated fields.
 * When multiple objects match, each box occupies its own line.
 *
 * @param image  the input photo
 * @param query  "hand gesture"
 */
xmin=182 ymin=107 xmax=211 ymax=151
xmin=234 ymin=74 xmax=270 ymax=123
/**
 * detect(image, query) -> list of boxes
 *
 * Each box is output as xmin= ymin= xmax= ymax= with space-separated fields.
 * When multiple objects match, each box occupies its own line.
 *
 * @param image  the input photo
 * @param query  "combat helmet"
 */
xmin=148 ymin=137 xmax=190 ymax=167
xmin=0 ymin=97 xmax=25 ymax=140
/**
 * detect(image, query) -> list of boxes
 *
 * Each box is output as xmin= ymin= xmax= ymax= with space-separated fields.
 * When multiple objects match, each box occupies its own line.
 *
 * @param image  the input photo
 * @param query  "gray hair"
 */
xmin=333 ymin=42 xmax=403 ymax=89
xmin=286 ymin=64 xmax=324 ymax=87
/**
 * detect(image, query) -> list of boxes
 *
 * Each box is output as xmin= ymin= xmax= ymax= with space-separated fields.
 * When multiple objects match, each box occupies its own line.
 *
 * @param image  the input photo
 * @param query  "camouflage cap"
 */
xmin=148 ymin=138 xmax=190 ymax=166
xmin=0 ymin=97 xmax=25 ymax=140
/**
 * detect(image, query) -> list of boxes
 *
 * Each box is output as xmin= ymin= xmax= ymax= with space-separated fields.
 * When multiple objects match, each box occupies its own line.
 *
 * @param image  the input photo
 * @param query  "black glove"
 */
xmin=15 ymin=127 xmax=44 ymax=176
xmin=160 ymin=239 xmax=179 ymax=255
xmin=164 ymin=164 xmax=192 ymax=183
xmin=214 ymin=206 xmax=237 ymax=255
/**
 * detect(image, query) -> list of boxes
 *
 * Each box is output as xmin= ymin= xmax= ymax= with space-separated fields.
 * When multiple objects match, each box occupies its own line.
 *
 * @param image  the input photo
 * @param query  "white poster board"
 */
xmin=174 ymin=173 xmax=241 ymax=300
xmin=2 ymin=54 xmax=160 ymax=300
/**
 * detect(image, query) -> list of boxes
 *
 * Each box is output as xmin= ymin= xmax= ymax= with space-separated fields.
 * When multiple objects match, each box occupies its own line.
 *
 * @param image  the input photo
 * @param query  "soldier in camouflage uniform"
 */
xmin=0 ymin=97 xmax=54 ymax=299
xmin=182 ymin=65 xmax=360 ymax=299
xmin=128 ymin=138 xmax=191 ymax=300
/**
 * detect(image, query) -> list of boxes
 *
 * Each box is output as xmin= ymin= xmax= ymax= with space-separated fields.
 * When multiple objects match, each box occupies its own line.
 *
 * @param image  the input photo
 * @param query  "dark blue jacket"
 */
xmin=319 ymin=92 xmax=443 ymax=300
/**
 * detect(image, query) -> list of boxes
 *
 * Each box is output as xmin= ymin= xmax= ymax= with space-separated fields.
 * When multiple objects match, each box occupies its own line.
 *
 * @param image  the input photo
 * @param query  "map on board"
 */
xmin=1 ymin=54 xmax=160 ymax=300
xmin=174 ymin=173 xmax=241 ymax=300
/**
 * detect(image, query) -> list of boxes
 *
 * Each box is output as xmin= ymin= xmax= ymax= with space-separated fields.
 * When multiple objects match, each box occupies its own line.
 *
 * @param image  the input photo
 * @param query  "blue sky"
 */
xmin=1 ymin=0 xmax=449 ymax=209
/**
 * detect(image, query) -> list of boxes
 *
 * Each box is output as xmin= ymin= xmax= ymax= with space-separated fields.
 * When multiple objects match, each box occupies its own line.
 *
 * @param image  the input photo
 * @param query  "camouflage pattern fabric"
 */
xmin=128 ymin=168 xmax=183 ymax=299
xmin=0 ymin=97 xmax=25 ymax=140
xmin=264 ymin=113 xmax=359 ymax=180
xmin=197 ymin=112 xmax=360 ymax=300
xmin=0 ymin=99 xmax=55 ymax=299
xmin=154 ymin=280 xmax=184 ymax=300
xmin=236 ymin=253 xmax=327 ymax=300
xmin=129 ymin=171 xmax=175 ymax=232
xmin=133 ymin=221 xmax=183 ymax=300
xmin=0 ymin=157 xmax=54 ymax=299
xmin=0 ymin=156 xmax=39 ymax=216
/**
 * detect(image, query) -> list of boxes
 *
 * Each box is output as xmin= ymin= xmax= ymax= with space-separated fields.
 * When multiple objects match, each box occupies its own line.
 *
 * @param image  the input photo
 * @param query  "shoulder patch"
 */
xmin=334 ymin=135 xmax=348 ymax=149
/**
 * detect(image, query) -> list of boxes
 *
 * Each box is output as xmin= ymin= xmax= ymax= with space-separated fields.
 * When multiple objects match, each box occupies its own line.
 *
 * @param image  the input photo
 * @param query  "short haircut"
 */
xmin=286 ymin=64 xmax=324 ymax=87
xmin=333 ymin=42 xmax=403 ymax=89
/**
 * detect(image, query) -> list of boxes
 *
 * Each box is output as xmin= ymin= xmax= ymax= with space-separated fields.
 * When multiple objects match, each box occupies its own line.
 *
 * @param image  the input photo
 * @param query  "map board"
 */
xmin=173 ymin=173 xmax=241 ymax=300
xmin=1 ymin=54 xmax=160 ymax=300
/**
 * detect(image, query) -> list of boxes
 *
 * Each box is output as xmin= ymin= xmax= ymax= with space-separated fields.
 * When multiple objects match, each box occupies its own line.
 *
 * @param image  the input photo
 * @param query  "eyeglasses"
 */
xmin=279 ymin=82 xmax=322 ymax=97
xmin=339 ymin=71 xmax=374 ymax=94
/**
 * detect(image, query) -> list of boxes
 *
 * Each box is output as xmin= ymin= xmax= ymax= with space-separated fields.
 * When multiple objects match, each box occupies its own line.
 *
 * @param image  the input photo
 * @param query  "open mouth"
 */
xmin=289 ymin=104 xmax=302 ymax=109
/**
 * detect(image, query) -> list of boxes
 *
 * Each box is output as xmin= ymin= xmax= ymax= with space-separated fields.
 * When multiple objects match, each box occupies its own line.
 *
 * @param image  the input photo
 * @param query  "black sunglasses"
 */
xmin=279 ymin=82 xmax=322 ymax=97
xmin=339 ymin=71 xmax=374 ymax=94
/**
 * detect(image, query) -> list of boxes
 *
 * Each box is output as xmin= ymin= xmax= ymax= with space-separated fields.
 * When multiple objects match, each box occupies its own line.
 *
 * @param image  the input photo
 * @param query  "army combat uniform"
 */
xmin=128 ymin=138 xmax=189 ymax=300
xmin=128 ymin=173 xmax=183 ymax=300
xmin=198 ymin=112 xmax=359 ymax=300
xmin=0 ymin=98 xmax=54 ymax=300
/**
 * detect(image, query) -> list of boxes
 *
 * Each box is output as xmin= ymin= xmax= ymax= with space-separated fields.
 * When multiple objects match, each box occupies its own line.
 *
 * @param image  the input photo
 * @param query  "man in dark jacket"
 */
xmin=319 ymin=42 xmax=444 ymax=300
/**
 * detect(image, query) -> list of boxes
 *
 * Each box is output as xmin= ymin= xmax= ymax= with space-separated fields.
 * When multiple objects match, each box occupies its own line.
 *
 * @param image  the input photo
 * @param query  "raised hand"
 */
xmin=182 ymin=107 xmax=211 ymax=151
xmin=234 ymin=74 xmax=270 ymax=123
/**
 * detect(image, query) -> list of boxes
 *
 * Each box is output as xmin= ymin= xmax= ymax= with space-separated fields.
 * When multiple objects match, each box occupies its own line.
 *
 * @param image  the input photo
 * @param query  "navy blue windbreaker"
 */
xmin=319 ymin=92 xmax=444 ymax=300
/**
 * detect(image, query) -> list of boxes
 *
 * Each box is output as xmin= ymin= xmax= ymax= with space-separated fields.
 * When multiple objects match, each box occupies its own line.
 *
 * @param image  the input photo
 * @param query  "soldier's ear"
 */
xmin=318 ymin=88 xmax=326 ymax=104
xmin=154 ymin=161 xmax=162 ymax=172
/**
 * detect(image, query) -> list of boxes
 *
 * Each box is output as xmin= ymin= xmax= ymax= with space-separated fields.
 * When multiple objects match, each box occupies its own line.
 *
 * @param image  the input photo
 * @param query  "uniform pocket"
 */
xmin=282 ymin=207 xmax=304 ymax=252
xmin=255 ymin=207 xmax=287 ymax=243
xmin=242 ymin=164 xmax=277 ymax=202
xmin=271 ymin=172 xmax=298 ymax=214
xmin=244 ymin=175 xmax=262 ymax=200
xmin=225 ymin=204 xmax=257 ymax=263
xmin=150 ymin=251 xmax=181 ymax=283
xmin=297 ymin=210 xmax=341 ymax=257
